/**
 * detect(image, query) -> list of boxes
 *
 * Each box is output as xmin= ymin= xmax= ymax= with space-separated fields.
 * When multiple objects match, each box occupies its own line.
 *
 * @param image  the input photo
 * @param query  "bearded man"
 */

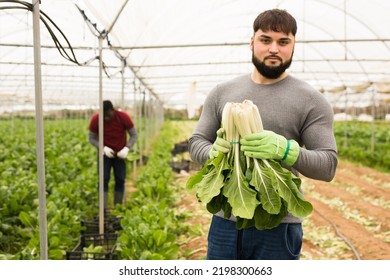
xmin=188 ymin=9 xmax=338 ymax=260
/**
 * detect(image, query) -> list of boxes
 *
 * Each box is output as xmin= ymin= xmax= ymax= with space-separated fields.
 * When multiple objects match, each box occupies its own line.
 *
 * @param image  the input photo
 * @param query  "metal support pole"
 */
xmin=343 ymin=88 xmax=348 ymax=148
xmin=132 ymin=76 xmax=137 ymax=178
xmin=121 ymin=59 xmax=125 ymax=109
xmin=371 ymin=86 xmax=376 ymax=152
xmin=32 ymin=0 xmax=48 ymax=260
xmin=121 ymin=59 xmax=126 ymax=204
xmin=76 ymin=0 xmax=131 ymax=234
xmin=145 ymin=91 xmax=149 ymax=151
xmin=98 ymin=34 xmax=105 ymax=234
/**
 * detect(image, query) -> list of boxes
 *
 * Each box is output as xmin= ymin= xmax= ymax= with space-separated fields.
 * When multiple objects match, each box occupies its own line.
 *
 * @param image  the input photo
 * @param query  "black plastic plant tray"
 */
xmin=66 ymin=233 xmax=118 ymax=260
xmin=80 ymin=214 xmax=122 ymax=235
xmin=169 ymin=160 xmax=190 ymax=173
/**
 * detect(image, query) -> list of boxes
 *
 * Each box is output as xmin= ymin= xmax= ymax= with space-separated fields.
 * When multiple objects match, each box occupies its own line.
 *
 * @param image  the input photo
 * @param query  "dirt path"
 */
xmin=177 ymin=160 xmax=390 ymax=260
xmin=302 ymin=161 xmax=390 ymax=260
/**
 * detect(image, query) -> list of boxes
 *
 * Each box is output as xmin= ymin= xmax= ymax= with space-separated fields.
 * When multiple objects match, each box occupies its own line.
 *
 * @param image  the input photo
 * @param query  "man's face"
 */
xmin=104 ymin=109 xmax=115 ymax=121
xmin=250 ymin=29 xmax=295 ymax=79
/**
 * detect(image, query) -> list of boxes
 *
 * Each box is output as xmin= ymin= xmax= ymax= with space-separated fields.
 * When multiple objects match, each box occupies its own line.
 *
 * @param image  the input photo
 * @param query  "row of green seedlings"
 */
xmin=333 ymin=121 xmax=390 ymax=172
xmin=113 ymin=121 xmax=189 ymax=260
xmin=0 ymin=119 xmax=101 ymax=259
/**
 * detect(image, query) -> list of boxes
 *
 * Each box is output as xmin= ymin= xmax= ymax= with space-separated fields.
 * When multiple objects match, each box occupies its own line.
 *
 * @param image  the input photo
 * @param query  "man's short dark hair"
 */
xmin=253 ymin=9 xmax=297 ymax=36
xmin=103 ymin=100 xmax=114 ymax=113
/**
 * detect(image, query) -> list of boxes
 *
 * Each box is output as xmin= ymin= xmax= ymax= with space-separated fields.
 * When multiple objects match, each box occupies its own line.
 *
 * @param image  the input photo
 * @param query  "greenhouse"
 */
xmin=0 ymin=0 xmax=389 ymax=265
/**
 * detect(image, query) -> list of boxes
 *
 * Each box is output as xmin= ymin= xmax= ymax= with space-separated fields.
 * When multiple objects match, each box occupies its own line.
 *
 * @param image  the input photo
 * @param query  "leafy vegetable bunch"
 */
xmin=187 ymin=100 xmax=313 ymax=230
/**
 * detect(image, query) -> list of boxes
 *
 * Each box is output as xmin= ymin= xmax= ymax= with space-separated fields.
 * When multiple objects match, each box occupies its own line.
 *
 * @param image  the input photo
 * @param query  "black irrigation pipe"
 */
xmin=314 ymin=208 xmax=361 ymax=260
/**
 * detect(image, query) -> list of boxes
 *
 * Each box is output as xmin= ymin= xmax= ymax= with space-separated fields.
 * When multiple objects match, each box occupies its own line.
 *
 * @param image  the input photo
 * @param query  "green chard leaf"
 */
xmin=221 ymin=196 xmax=232 ymax=218
xmin=193 ymin=153 xmax=229 ymax=204
xmin=206 ymin=193 xmax=224 ymax=214
xmin=222 ymin=147 xmax=260 ymax=219
xmin=186 ymin=158 xmax=211 ymax=190
xmin=19 ymin=211 xmax=36 ymax=228
xmin=236 ymin=217 xmax=255 ymax=230
xmin=250 ymin=159 xmax=281 ymax=215
xmin=264 ymin=160 xmax=313 ymax=218
xmin=253 ymin=202 xmax=288 ymax=230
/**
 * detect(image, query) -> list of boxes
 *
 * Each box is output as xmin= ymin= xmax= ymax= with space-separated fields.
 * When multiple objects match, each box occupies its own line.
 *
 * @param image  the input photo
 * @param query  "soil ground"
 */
xmin=175 ymin=160 xmax=390 ymax=260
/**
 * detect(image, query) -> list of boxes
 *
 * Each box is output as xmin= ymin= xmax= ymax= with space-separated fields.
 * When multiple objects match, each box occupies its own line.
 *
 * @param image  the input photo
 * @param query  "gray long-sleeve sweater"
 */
xmin=188 ymin=74 xmax=338 ymax=223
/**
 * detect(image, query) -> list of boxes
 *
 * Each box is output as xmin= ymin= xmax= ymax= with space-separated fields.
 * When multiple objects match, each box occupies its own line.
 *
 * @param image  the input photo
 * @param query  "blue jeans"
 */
xmin=98 ymin=155 xmax=126 ymax=205
xmin=207 ymin=215 xmax=303 ymax=260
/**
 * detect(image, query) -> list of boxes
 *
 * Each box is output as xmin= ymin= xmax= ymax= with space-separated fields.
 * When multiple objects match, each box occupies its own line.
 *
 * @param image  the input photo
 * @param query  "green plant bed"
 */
xmin=0 ymin=119 xmax=99 ymax=259
xmin=334 ymin=121 xmax=390 ymax=172
xmin=114 ymin=121 xmax=189 ymax=259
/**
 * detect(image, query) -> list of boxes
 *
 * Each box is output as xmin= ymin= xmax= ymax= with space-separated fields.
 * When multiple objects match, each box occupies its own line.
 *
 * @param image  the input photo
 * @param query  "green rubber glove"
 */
xmin=209 ymin=128 xmax=231 ymax=159
xmin=240 ymin=130 xmax=299 ymax=166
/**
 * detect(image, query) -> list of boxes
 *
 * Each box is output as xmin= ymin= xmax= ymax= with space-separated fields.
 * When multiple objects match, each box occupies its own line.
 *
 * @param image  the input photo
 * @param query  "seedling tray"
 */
xmin=81 ymin=215 xmax=122 ymax=234
xmin=169 ymin=160 xmax=190 ymax=173
xmin=171 ymin=141 xmax=189 ymax=155
xmin=66 ymin=233 xmax=118 ymax=260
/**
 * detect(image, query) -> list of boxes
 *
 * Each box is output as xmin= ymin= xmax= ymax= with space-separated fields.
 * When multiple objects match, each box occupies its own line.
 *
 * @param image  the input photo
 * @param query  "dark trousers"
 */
xmin=207 ymin=215 xmax=303 ymax=260
xmin=98 ymin=155 xmax=126 ymax=206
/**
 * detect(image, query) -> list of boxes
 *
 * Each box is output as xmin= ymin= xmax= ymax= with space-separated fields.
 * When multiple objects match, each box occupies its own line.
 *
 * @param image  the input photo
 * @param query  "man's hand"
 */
xmin=117 ymin=146 xmax=129 ymax=159
xmin=103 ymin=146 xmax=115 ymax=158
xmin=209 ymin=128 xmax=231 ymax=159
xmin=240 ymin=130 xmax=299 ymax=166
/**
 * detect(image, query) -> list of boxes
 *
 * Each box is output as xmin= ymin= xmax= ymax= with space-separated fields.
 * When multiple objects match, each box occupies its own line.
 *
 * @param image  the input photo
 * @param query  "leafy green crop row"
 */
xmin=0 ymin=118 xmax=187 ymax=260
xmin=114 ymin=121 xmax=188 ymax=260
xmin=0 ymin=119 xmax=99 ymax=259
xmin=334 ymin=121 xmax=390 ymax=172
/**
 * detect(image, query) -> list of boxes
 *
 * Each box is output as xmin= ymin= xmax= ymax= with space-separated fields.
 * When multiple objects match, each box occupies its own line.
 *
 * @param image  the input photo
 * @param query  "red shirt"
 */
xmin=89 ymin=110 xmax=134 ymax=152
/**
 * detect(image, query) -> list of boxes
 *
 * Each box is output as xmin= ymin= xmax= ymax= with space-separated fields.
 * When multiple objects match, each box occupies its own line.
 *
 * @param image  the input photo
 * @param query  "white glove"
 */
xmin=103 ymin=146 xmax=115 ymax=158
xmin=117 ymin=146 xmax=129 ymax=159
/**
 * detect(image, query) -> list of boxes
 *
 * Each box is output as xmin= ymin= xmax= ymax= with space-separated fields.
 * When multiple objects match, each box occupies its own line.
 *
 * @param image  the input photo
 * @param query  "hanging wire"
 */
xmin=74 ymin=3 xmax=128 ymax=80
xmin=0 ymin=0 xmax=99 ymax=67
xmin=0 ymin=0 xmax=79 ymax=64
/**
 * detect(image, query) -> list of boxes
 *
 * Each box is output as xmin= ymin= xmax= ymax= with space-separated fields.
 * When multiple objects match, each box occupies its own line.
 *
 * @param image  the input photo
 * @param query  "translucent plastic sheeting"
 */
xmin=1 ymin=0 xmax=390 ymax=110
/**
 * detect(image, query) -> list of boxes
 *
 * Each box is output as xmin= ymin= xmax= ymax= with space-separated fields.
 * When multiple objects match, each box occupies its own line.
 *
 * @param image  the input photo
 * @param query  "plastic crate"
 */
xmin=171 ymin=141 xmax=189 ymax=155
xmin=81 ymin=215 xmax=122 ymax=234
xmin=169 ymin=160 xmax=190 ymax=173
xmin=66 ymin=233 xmax=118 ymax=260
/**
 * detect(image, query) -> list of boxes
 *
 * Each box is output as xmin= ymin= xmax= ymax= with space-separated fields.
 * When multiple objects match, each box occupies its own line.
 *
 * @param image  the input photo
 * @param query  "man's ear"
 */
xmin=250 ymin=36 xmax=254 ymax=51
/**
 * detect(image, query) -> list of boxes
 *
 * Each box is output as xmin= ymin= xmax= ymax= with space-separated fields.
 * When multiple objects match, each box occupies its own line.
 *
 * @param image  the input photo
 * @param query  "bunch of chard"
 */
xmin=187 ymin=100 xmax=313 ymax=229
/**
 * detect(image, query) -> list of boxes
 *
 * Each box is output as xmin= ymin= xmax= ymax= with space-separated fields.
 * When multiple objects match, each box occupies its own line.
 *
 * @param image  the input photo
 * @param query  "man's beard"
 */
xmin=252 ymin=52 xmax=293 ymax=79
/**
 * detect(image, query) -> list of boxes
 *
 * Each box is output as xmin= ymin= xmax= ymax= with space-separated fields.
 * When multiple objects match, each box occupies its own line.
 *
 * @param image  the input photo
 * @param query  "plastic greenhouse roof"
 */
xmin=1 ymin=0 xmax=390 ymax=111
